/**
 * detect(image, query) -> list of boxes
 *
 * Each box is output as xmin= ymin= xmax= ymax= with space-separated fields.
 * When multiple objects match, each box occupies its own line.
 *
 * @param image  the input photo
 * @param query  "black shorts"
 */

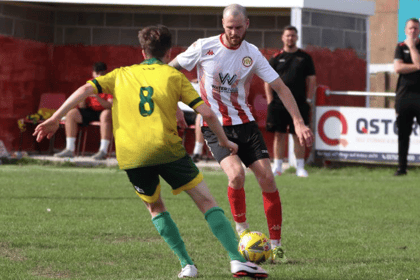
xmin=266 ymin=102 xmax=310 ymax=134
xmin=78 ymin=108 xmax=102 ymax=126
xmin=125 ymin=155 xmax=203 ymax=203
xmin=201 ymin=121 xmax=269 ymax=167
xmin=183 ymin=111 xmax=197 ymax=126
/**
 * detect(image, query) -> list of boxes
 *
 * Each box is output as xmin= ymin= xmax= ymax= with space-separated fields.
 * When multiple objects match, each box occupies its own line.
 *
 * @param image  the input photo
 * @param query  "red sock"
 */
xmin=262 ymin=190 xmax=282 ymax=240
xmin=227 ymin=186 xmax=246 ymax=223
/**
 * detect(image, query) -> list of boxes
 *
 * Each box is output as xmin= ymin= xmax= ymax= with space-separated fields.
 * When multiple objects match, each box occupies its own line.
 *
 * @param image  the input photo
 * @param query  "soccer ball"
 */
xmin=238 ymin=231 xmax=272 ymax=264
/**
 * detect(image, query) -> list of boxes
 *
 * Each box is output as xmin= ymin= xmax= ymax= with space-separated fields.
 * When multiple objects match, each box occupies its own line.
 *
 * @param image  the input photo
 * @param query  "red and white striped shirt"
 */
xmin=177 ymin=34 xmax=279 ymax=126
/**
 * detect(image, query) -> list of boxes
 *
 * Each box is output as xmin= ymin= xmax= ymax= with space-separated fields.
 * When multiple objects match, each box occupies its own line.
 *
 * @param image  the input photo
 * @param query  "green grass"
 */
xmin=0 ymin=164 xmax=419 ymax=279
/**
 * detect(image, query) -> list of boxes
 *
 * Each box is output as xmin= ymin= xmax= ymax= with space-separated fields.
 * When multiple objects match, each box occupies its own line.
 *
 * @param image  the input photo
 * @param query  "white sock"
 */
xmin=99 ymin=139 xmax=110 ymax=153
xmin=193 ymin=142 xmax=204 ymax=155
xmin=271 ymin=239 xmax=281 ymax=248
xmin=66 ymin=137 xmax=76 ymax=152
xmin=273 ymin=159 xmax=283 ymax=171
xmin=296 ymin=158 xmax=305 ymax=170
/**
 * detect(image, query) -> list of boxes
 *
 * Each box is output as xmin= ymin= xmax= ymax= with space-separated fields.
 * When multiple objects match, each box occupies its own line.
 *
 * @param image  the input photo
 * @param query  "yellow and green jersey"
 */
xmin=87 ymin=58 xmax=204 ymax=169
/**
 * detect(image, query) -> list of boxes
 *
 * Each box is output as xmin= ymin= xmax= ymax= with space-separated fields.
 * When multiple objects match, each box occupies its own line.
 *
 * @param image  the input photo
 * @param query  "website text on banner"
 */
xmin=315 ymin=106 xmax=420 ymax=163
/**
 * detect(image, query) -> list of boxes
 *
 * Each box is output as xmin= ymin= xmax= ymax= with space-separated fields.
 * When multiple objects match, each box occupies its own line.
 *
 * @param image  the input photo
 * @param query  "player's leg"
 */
xmin=240 ymin=123 xmax=286 ymax=264
xmin=54 ymin=108 xmax=82 ymax=157
xmin=272 ymin=132 xmax=288 ymax=175
xmin=201 ymin=126 xmax=249 ymax=236
xmin=291 ymin=103 xmax=310 ymax=177
xmin=248 ymin=158 xmax=281 ymax=238
xmin=186 ymin=179 xmax=268 ymax=278
xmin=125 ymin=166 xmax=196 ymax=277
xmin=192 ymin=114 xmax=204 ymax=162
xmin=92 ymin=109 xmax=112 ymax=160
xmin=396 ymin=108 xmax=413 ymax=175
xmin=266 ymin=103 xmax=290 ymax=176
xmin=248 ymin=158 xmax=286 ymax=264
xmin=161 ymin=156 xmax=268 ymax=278
xmin=220 ymin=156 xmax=249 ymax=236
xmin=185 ymin=181 xmax=245 ymax=261
xmin=145 ymin=196 xmax=197 ymax=278
xmin=292 ymin=134 xmax=308 ymax=177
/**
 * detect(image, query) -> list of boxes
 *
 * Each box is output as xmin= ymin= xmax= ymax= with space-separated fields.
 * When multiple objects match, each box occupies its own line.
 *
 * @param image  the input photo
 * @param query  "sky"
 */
xmin=398 ymin=0 xmax=420 ymax=42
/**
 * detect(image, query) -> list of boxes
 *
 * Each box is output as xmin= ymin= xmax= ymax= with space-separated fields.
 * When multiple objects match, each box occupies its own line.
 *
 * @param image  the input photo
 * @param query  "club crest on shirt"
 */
xmin=242 ymin=56 xmax=253 ymax=67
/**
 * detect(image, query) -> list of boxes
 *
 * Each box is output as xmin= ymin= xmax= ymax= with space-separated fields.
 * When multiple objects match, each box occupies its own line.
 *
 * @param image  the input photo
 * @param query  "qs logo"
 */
xmin=318 ymin=110 xmax=348 ymax=147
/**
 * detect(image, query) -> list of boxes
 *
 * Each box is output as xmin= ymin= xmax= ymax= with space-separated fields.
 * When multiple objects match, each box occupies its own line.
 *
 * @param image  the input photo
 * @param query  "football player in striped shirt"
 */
xmin=170 ymin=4 xmax=314 ymax=263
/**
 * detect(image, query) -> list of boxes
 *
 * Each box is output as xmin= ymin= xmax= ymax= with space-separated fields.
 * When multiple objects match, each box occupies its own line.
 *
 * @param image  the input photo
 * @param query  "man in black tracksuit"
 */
xmin=393 ymin=18 xmax=420 ymax=176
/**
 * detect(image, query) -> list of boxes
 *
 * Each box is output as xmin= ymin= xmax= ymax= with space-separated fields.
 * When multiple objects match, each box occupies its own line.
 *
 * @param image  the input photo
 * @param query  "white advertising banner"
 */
xmin=315 ymin=106 xmax=420 ymax=163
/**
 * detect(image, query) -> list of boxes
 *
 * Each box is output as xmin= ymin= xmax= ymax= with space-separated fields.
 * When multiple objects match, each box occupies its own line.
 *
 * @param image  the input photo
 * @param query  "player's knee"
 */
xmin=66 ymin=108 xmax=80 ymax=120
xmin=258 ymin=171 xmax=276 ymax=191
xmin=228 ymin=170 xmax=245 ymax=188
xmin=144 ymin=200 xmax=166 ymax=217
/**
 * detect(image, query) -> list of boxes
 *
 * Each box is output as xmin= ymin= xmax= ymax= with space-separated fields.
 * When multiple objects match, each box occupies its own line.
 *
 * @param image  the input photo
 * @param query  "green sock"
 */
xmin=205 ymin=207 xmax=246 ymax=262
xmin=152 ymin=211 xmax=194 ymax=267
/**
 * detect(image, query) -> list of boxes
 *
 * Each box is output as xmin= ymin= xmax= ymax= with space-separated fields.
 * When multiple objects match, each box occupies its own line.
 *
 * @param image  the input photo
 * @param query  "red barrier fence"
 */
xmin=0 ymin=35 xmax=366 ymax=156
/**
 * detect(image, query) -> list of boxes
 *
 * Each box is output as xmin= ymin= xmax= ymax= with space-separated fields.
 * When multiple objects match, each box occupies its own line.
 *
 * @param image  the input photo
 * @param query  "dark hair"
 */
xmin=93 ymin=62 xmax=107 ymax=73
xmin=282 ymin=25 xmax=298 ymax=36
xmin=406 ymin=18 xmax=420 ymax=27
xmin=138 ymin=25 xmax=172 ymax=59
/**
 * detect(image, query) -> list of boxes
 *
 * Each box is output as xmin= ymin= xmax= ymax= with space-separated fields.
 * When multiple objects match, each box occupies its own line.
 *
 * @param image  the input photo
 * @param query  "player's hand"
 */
xmin=405 ymin=37 xmax=417 ymax=48
xmin=295 ymin=123 xmax=314 ymax=147
xmin=220 ymin=140 xmax=238 ymax=155
xmin=32 ymin=117 xmax=60 ymax=143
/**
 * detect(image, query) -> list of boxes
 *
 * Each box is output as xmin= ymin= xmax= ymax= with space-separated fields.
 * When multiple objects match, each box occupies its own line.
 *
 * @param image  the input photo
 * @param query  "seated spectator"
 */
xmin=54 ymin=62 xmax=113 ymax=160
xmin=178 ymin=81 xmax=205 ymax=162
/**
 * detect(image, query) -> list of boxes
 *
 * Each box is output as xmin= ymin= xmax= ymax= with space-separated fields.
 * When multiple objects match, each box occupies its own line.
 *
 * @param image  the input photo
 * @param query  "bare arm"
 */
xmin=264 ymin=82 xmax=273 ymax=104
xmin=194 ymin=104 xmax=238 ymax=155
xmin=91 ymin=95 xmax=113 ymax=109
xmin=33 ymin=83 xmax=95 ymax=142
xmin=269 ymin=77 xmax=314 ymax=147
xmin=394 ymin=59 xmax=420 ymax=74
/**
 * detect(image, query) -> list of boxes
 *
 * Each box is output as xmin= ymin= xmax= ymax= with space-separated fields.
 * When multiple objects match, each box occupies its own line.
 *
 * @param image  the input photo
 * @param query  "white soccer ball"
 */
xmin=238 ymin=231 xmax=272 ymax=264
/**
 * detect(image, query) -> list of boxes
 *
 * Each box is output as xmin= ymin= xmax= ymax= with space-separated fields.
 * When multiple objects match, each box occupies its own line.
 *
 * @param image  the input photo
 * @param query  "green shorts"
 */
xmin=125 ymin=155 xmax=203 ymax=203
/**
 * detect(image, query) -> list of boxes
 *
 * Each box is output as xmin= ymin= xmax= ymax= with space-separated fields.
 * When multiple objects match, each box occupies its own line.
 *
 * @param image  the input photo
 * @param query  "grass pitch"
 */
xmin=0 ymin=163 xmax=419 ymax=279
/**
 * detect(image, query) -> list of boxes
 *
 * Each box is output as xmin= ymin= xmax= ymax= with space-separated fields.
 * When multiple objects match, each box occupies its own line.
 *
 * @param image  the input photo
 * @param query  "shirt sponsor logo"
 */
xmin=279 ymin=59 xmax=286 ymax=62
xmin=404 ymin=50 xmax=410 ymax=53
xmin=219 ymin=73 xmax=238 ymax=85
xmin=242 ymin=56 xmax=253 ymax=67
xmin=211 ymin=85 xmax=238 ymax=93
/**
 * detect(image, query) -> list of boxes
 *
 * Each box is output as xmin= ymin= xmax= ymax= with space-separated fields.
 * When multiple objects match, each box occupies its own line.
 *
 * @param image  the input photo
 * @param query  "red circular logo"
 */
xmin=318 ymin=110 xmax=348 ymax=146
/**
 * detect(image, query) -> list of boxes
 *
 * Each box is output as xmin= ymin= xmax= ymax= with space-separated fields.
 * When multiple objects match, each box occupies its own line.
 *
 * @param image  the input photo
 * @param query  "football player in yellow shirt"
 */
xmin=33 ymin=25 xmax=268 ymax=279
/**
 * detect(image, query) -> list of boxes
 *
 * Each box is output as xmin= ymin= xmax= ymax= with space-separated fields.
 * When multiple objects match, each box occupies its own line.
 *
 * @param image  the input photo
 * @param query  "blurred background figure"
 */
xmin=265 ymin=26 xmax=316 ymax=177
xmin=54 ymin=62 xmax=113 ymax=160
xmin=178 ymin=80 xmax=205 ymax=162
xmin=393 ymin=18 xmax=420 ymax=176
